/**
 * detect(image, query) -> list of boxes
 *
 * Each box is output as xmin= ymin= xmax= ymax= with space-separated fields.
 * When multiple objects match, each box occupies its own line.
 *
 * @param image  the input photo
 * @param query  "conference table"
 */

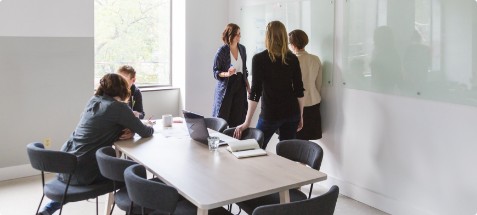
xmin=108 ymin=119 xmax=327 ymax=215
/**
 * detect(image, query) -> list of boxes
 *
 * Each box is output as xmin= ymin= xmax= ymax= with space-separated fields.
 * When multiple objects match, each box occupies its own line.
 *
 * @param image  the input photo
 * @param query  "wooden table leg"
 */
xmin=103 ymin=192 xmax=114 ymax=215
xmin=197 ymin=208 xmax=208 ymax=215
xmin=279 ymin=190 xmax=290 ymax=203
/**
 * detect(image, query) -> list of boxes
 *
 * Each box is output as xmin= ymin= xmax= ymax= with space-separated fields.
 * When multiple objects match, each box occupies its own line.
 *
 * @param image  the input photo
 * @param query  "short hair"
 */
xmin=265 ymin=21 xmax=289 ymax=64
xmin=288 ymin=29 xmax=309 ymax=50
xmin=95 ymin=73 xmax=131 ymax=102
xmin=222 ymin=23 xmax=240 ymax=45
xmin=117 ymin=65 xmax=136 ymax=79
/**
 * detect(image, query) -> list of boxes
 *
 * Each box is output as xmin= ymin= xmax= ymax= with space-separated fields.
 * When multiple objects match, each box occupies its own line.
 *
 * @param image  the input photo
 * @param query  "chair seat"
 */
xmin=115 ymin=177 xmax=163 ymax=214
xmin=236 ymin=189 xmax=307 ymax=214
xmin=44 ymin=179 xmax=115 ymax=203
xmin=149 ymin=198 xmax=233 ymax=215
xmin=114 ymin=188 xmax=154 ymax=214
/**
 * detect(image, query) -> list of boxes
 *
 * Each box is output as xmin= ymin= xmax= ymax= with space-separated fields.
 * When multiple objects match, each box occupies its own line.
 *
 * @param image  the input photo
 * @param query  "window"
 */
xmin=94 ymin=0 xmax=171 ymax=87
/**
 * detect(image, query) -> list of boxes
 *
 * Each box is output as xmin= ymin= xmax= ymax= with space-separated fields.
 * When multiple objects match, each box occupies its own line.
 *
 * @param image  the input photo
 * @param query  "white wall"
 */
xmin=0 ymin=0 xmax=93 ymax=37
xmin=183 ymin=0 xmax=229 ymax=116
xmin=0 ymin=0 xmax=93 ymax=175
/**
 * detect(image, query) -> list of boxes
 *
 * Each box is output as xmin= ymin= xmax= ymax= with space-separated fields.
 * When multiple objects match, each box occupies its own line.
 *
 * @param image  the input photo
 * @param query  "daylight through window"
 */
xmin=94 ymin=0 xmax=171 ymax=87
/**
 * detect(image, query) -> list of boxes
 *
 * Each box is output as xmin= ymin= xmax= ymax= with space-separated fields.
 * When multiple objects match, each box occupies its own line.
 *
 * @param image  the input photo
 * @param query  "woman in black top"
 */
xmin=212 ymin=23 xmax=250 ymax=127
xmin=234 ymin=21 xmax=305 ymax=149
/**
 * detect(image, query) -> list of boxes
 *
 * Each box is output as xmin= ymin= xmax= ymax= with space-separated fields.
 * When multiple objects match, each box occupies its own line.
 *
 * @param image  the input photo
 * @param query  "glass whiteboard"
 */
xmin=342 ymin=0 xmax=477 ymax=106
xmin=240 ymin=0 xmax=335 ymax=86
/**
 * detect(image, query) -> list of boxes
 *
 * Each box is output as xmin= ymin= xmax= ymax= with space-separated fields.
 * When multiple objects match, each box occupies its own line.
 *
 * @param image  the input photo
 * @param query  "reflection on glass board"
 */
xmin=240 ymin=0 xmax=334 ymax=85
xmin=343 ymin=0 xmax=477 ymax=106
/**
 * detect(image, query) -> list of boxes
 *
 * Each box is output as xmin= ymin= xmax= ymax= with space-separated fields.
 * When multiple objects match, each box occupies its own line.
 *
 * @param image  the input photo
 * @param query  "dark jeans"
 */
xmin=256 ymin=114 xmax=300 ymax=149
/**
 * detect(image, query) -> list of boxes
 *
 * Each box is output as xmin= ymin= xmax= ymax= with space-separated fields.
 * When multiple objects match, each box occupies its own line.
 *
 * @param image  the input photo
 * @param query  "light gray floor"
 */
xmin=0 ymin=173 xmax=388 ymax=215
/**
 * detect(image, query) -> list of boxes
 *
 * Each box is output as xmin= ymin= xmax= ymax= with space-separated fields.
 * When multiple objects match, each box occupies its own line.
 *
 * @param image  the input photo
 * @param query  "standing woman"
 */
xmin=212 ymin=23 xmax=250 ymax=127
xmin=289 ymin=29 xmax=323 ymax=140
xmin=234 ymin=21 xmax=305 ymax=149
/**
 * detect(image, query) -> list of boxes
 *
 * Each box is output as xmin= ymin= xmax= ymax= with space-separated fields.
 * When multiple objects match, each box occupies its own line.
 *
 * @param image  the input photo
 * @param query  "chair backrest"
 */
xmin=252 ymin=185 xmax=339 ymax=215
xmin=204 ymin=117 xmax=228 ymax=133
xmin=124 ymin=164 xmax=179 ymax=213
xmin=276 ymin=140 xmax=323 ymax=171
xmin=26 ymin=142 xmax=77 ymax=174
xmin=96 ymin=146 xmax=137 ymax=182
xmin=223 ymin=127 xmax=264 ymax=148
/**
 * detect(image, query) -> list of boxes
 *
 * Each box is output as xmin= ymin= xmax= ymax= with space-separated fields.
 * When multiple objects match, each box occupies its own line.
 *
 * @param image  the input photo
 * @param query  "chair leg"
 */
xmin=59 ymin=174 xmax=73 ymax=215
xmin=36 ymin=171 xmax=46 ymax=214
xmin=36 ymin=194 xmax=45 ymax=214
xmin=128 ymin=201 xmax=134 ymax=215
xmin=110 ymin=201 xmax=115 ymax=215
xmin=96 ymin=197 xmax=99 ymax=215
xmin=59 ymin=205 xmax=64 ymax=215
xmin=141 ymin=207 xmax=145 ymax=215
xmin=308 ymin=183 xmax=314 ymax=199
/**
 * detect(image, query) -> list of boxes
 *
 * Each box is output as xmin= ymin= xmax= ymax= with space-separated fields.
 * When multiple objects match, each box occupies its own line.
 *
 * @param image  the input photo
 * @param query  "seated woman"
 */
xmin=38 ymin=73 xmax=154 ymax=215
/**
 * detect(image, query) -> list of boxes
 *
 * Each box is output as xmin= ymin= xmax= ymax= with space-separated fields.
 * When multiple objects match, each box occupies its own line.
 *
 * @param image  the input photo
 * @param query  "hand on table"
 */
xmin=119 ymin=128 xmax=135 ymax=140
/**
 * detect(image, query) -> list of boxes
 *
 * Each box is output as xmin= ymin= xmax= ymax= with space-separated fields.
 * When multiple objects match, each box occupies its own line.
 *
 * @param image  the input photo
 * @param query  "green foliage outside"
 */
xmin=94 ymin=0 xmax=171 ymax=87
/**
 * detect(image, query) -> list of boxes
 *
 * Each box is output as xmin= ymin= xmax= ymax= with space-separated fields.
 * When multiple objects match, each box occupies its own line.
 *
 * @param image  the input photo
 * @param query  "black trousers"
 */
xmin=296 ymin=103 xmax=322 ymax=140
xmin=218 ymin=73 xmax=247 ymax=127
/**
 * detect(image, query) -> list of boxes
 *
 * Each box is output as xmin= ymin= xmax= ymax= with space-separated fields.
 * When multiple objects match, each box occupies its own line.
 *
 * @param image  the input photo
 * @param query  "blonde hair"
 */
xmin=265 ymin=21 xmax=289 ymax=64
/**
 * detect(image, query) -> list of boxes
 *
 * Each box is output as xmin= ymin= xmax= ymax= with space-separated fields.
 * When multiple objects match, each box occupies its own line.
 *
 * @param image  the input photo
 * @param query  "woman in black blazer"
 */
xmin=212 ymin=23 xmax=250 ymax=127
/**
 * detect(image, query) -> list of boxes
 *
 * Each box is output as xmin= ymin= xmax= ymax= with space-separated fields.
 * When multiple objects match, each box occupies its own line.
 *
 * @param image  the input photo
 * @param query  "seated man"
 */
xmin=117 ymin=65 xmax=145 ymax=119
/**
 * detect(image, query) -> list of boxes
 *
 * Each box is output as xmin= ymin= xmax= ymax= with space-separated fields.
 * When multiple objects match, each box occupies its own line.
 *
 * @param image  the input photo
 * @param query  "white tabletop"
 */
xmin=114 ymin=121 xmax=327 ymax=215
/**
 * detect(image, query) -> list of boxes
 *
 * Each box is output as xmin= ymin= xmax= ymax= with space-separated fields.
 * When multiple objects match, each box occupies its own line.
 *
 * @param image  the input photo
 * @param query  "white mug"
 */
xmin=162 ymin=114 xmax=173 ymax=127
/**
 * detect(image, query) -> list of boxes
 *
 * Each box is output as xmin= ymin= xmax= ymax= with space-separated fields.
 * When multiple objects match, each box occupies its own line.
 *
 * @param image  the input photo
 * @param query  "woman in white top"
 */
xmin=212 ymin=23 xmax=250 ymax=127
xmin=288 ymin=29 xmax=323 ymax=139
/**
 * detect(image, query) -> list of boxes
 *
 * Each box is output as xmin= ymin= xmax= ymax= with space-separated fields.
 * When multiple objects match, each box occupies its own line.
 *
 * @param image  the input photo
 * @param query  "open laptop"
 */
xmin=182 ymin=110 xmax=226 ymax=145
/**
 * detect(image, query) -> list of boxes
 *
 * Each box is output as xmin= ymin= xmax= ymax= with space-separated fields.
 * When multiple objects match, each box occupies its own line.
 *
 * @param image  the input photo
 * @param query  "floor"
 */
xmin=0 ymin=173 xmax=388 ymax=215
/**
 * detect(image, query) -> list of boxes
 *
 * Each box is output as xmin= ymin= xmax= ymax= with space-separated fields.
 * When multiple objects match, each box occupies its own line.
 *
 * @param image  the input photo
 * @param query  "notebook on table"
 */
xmin=227 ymin=139 xmax=267 ymax=158
xmin=182 ymin=110 xmax=226 ymax=145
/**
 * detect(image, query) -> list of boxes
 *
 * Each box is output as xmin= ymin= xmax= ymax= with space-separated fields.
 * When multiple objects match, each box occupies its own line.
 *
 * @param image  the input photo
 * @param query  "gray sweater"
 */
xmin=60 ymin=95 xmax=154 ymax=185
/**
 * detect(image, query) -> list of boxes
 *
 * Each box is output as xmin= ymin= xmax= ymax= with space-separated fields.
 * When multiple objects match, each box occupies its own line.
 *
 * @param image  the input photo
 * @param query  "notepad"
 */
xmin=227 ymin=139 xmax=267 ymax=158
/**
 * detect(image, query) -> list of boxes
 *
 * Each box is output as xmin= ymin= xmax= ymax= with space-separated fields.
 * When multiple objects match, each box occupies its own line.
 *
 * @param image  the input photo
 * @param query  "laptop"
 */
xmin=182 ymin=110 xmax=226 ymax=145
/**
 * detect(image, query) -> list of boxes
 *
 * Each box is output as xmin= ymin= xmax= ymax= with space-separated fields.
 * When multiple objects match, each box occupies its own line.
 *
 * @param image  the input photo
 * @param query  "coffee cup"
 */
xmin=162 ymin=114 xmax=173 ymax=127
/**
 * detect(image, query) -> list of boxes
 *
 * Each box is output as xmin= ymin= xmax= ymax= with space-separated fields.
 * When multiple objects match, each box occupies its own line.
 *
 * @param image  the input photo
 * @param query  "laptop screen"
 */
xmin=182 ymin=110 xmax=210 ymax=144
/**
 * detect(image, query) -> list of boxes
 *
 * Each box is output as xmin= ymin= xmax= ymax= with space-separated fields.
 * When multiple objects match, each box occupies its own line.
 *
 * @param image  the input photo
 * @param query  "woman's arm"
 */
xmin=297 ymin=97 xmax=304 ymax=131
xmin=117 ymin=103 xmax=154 ymax=138
xmin=234 ymin=54 xmax=263 ymax=138
xmin=315 ymin=56 xmax=323 ymax=92
xmin=234 ymin=100 xmax=258 ymax=138
xmin=213 ymin=46 xmax=235 ymax=80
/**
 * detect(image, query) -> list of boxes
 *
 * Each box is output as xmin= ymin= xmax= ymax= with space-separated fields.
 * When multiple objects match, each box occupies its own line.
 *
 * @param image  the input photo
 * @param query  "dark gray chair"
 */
xmin=124 ymin=164 xmax=233 ymax=215
xmin=27 ymin=142 xmax=114 ymax=215
xmin=251 ymin=185 xmax=339 ymax=215
xmin=96 ymin=146 xmax=153 ymax=215
xmin=204 ymin=117 xmax=228 ymax=132
xmin=222 ymin=127 xmax=264 ymax=148
xmin=237 ymin=139 xmax=324 ymax=214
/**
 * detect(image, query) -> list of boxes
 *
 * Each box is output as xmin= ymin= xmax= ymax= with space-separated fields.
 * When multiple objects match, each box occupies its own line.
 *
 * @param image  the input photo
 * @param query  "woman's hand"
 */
xmin=297 ymin=116 xmax=303 ymax=132
xmin=227 ymin=66 xmax=236 ymax=76
xmin=233 ymin=122 xmax=250 ymax=139
xmin=119 ymin=128 xmax=135 ymax=140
